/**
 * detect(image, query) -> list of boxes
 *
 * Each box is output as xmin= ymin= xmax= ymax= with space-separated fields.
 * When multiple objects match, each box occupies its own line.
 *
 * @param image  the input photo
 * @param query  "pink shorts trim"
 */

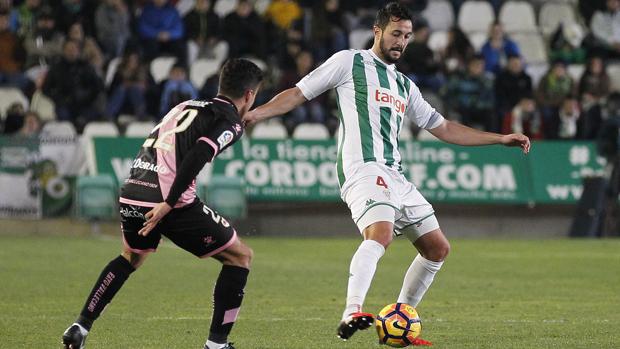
xmin=119 ymin=197 xmax=188 ymax=209
xmin=122 ymin=234 xmax=157 ymax=254
xmin=200 ymin=230 xmax=238 ymax=259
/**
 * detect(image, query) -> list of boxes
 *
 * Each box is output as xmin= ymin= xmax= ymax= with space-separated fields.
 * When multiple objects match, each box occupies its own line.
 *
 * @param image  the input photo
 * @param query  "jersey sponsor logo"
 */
xmin=120 ymin=205 xmax=145 ymax=219
xmin=185 ymin=100 xmax=212 ymax=108
xmin=217 ymin=130 xmax=234 ymax=148
xmin=132 ymin=158 xmax=169 ymax=174
xmin=375 ymin=88 xmax=406 ymax=114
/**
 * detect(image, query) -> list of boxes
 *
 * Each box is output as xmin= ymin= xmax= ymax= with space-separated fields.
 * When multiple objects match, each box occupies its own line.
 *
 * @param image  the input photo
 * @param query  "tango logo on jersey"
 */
xmin=132 ymin=159 xmax=169 ymax=174
xmin=217 ymin=130 xmax=234 ymax=148
xmin=375 ymin=88 xmax=406 ymax=114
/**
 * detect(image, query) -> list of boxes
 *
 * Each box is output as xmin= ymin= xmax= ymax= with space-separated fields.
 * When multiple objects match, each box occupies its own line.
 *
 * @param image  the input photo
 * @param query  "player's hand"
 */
xmin=242 ymin=109 xmax=260 ymax=127
xmin=139 ymin=202 xmax=172 ymax=236
xmin=500 ymin=133 xmax=530 ymax=154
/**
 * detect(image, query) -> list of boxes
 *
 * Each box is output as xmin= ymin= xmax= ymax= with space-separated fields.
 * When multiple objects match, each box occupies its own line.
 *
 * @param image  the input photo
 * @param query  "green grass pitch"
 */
xmin=1 ymin=234 xmax=619 ymax=348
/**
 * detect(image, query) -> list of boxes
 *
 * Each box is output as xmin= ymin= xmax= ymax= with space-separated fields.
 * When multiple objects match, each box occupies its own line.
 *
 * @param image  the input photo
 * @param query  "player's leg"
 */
xmin=62 ymin=203 xmax=159 ymax=349
xmin=163 ymin=201 xmax=251 ymax=349
xmin=62 ymin=249 xmax=150 ymax=349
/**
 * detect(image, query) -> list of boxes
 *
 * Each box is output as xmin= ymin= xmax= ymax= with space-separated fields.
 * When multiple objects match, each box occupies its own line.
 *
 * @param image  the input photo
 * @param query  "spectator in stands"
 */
xmin=580 ymin=0 xmax=607 ymax=25
xmin=15 ymin=0 xmax=41 ymax=38
xmin=536 ymin=60 xmax=574 ymax=138
xmin=589 ymin=0 xmax=620 ymax=59
xmin=264 ymin=0 xmax=303 ymax=32
xmin=578 ymin=56 xmax=610 ymax=139
xmin=42 ymin=40 xmax=104 ymax=127
xmin=2 ymin=102 xmax=25 ymax=134
xmin=0 ymin=9 xmax=29 ymax=92
xmin=480 ymin=21 xmax=520 ymax=75
xmin=0 ymin=0 xmax=19 ymax=33
xmin=138 ymin=0 xmax=186 ymax=64
xmin=494 ymin=54 xmax=533 ymax=119
xmin=105 ymin=51 xmax=149 ymax=120
xmin=558 ymin=96 xmax=581 ymax=139
xmin=442 ymin=54 xmax=496 ymax=131
xmin=53 ymin=0 xmax=98 ymax=35
xmin=398 ymin=17 xmax=443 ymax=92
xmin=19 ymin=110 xmax=42 ymax=137
xmin=95 ymin=0 xmax=130 ymax=59
xmin=222 ymin=0 xmax=266 ymax=59
xmin=310 ymin=0 xmax=348 ymax=62
xmin=67 ymin=21 xmax=104 ymax=76
xmin=442 ymin=26 xmax=474 ymax=76
xmin=184 ymin=0 xmax=228 ymax=65
xmin=549 ymin=23 xmax=586 ymax=64
xmin=158 ymin=64 xmax=197 ymax=117
xmin=279 ymin=50 xmax=328 ymax=133
xmin=22 ymin=6 xmax=64 ymax=69
xmin=502 ymin=97 xmax=544 ymax=140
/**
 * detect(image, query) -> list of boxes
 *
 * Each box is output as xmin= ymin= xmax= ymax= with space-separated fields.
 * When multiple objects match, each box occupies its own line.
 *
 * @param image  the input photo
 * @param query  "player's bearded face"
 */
xmin=377 ymin=20 xmax=412 ymax=64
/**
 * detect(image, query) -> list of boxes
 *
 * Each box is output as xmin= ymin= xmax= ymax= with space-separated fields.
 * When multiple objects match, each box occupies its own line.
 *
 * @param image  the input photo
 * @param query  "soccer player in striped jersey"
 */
xmin=62 ymin=59 xmax=262 ymax=349
xmin=244 ymin=2 xmax=530 ymax=343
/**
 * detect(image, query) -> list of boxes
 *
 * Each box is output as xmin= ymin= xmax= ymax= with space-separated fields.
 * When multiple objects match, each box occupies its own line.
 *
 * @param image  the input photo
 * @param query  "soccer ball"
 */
xmin=375 ymin=303 xmax=421 ymax=347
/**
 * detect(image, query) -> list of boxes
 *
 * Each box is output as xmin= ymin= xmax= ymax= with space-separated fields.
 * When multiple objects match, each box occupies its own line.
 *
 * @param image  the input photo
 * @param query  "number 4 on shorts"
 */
xmin=376 ymin=176 xmax=388 ymax=189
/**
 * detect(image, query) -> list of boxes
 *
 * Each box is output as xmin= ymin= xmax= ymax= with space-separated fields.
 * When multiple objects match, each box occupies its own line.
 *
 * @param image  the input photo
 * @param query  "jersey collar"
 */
xmin=367 ymin=49 xmax=396 ymax=70
xmin=213 ymin=95 xmax=239 ymax=114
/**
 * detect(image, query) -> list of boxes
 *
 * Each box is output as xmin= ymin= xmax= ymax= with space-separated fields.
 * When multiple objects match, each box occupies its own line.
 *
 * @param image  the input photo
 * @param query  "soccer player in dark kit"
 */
xmin=62 ymin=58 xmax=263 ymax=349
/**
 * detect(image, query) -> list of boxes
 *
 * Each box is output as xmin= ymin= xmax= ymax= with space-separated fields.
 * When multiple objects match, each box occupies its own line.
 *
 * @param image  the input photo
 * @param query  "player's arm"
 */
xmin=243 ymin=87 xmax=307 ymax=125
xmin=429 ymin=120 xmax=531 ymax=154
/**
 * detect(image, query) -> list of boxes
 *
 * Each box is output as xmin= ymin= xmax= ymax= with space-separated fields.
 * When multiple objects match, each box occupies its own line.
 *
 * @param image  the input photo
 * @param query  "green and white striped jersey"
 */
xmin=296 ymin=49 xmax=444 ymax=189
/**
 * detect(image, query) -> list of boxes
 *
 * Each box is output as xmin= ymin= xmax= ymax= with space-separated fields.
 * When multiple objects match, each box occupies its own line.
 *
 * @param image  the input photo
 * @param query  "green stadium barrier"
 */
xmin=75 ymin=174 xmax=118 ymax=220
xmin=202 ymin=175 xmax=247 ymax=220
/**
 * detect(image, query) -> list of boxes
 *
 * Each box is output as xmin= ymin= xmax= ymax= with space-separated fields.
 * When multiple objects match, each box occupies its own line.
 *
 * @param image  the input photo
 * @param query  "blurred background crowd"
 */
xmin=1 ymin=0 xmax=619 ymax=140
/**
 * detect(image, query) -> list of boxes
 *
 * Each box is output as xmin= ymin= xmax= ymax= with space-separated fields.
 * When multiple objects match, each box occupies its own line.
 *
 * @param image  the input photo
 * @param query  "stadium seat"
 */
xmin=525 ymin=62 xmax=549 ymax=87
xmin=190 ymin=58 xmax=220 ymax=89
xmin=251 ymin=121 xmax=288 ymax=139
xmin=150 ymin=56 xmax=177 ymax=84
xmin=607 ymin=63 xmax=620 ymax=91
xmin=203 ymin=175 xmax=247 ymax=220
xmin=29 ymin=89 xmax=56 ymax=121
xmin=468 ymin=31 xmax=488 ymax=51
xmin=75 ymin=174 xmax=118 ymax=220
xmin=292 ymin=123 xmax=330 ymax=140
xmin=567 ymin=64 xmax=585 ymax=82
xmin=82 ymin=121 xmax=119 ymax=138
xmin=421 ymin=0 xmax=454 ymax=32
xmin=0 ymin=87 xmax=29 ymax=119
xmin=255 ymin=0 xmax=270 ymax=14
xmin=458 ymin=1 xmax=495 ymax=34
xmin=428 ymin=31 xmax=448 ymax=53
xmin=539 ymin=2 xmax=578 ymax=38
xmin=40 ymin=121 xmax=77 ymax=139
xmin=104 ymin=57 xmax=121 ymax=88
xmin=214 ymin=0 xmax=237 ymax=18
xmin=349 ymin=29 xmax=373 ymax=50
xmin=399 ymin=124 xmax=413 ymax=141
xmin=125 ymin=121 xmax=156 ymax=137
xmin=512 ymin=33 xmax=548 ymax=64
xmin=499 ymin=1 xmax=537 ymax=33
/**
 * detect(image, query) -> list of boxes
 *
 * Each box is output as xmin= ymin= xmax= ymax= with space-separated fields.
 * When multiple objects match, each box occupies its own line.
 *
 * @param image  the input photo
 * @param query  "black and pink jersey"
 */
xmin=120 ymin=96 xmax=243 ymax=208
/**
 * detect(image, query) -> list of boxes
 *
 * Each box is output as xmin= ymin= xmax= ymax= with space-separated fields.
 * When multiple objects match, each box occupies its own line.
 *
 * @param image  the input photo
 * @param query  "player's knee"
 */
xmin=426 ymin=241 xmax=450 ymax=262
xmin=121 ymin=250 xmax=148 ymax=269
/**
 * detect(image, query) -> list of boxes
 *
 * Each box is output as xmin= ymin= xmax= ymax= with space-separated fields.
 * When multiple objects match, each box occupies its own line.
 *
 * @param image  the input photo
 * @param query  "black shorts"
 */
xmin=119 ymin=200 xmax=237 ymax=258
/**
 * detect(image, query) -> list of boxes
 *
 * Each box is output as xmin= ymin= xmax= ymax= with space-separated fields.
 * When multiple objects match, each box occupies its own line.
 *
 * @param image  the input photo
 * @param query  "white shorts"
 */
xmin=342 ymin=163 xmax=439 ymax=242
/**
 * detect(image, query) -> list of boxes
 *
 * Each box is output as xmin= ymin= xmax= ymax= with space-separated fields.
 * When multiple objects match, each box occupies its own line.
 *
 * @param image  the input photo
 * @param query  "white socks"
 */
xmin=342 ymin=240 xmax=385 ymax=320
xmin=397 ymin=254 xmax=443 ymax=307
xmin=205 ymin=340 xmax=226 ymax=349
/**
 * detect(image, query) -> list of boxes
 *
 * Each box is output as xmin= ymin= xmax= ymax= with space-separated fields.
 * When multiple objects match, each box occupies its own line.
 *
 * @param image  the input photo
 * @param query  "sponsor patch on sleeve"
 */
xmin=217 ymin=130 xmax=234 ymax=148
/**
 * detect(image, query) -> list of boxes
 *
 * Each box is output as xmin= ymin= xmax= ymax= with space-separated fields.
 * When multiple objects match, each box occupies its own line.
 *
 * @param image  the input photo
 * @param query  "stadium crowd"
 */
xmin=0 ymin=0 xmax=618 ymax=140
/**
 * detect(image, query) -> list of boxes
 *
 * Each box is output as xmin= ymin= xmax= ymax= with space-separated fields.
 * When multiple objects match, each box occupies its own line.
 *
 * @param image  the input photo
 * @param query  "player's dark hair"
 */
xmin=375 ymin=2 xmax=413 ymax=30
xmin=218 ymin=58 xmax=263 ymax=99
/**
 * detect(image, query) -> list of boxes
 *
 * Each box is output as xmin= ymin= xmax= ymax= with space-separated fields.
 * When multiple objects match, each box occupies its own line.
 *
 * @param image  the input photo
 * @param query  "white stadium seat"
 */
xmin=0 ymin=87 xmax=29 ymax=119
xmin=499 ymin=1 xmax=537 ymax=33
xmin=82 ymin=121 xmax=119 ymax=138
xmin=606 ymin=63 xmax=620 ymax=91
xmin=399 ymin=124 xmax=413 ymax=141
xmin=40 ymin=121 xmax=77 ymax=139
xmin=458 ymin=1 xmax=495 ymax=34
xmin=190 ymin=58 xmax=220 ymax=89
xmin=512 ymin=33 xmax=548 ymax=64
xmin=150 ymin=56 xmax=177 ymax=84
xmin=567 ymin=64 xmax=585 ymax=82
xmin=421 ymin=0 xmax=454 ymax=32
xmin=416 ymin=129 xmax=439 ymax=141
xmin=255 ymin=0 xmax=270 ymax=14
xmin=468 ymin=32 xmax=488 ymax=51
xmin=525 ymin=62 xmax=549 ymax=88
xmin=214 ymin=0 xmax=237 ymax=18
xmin=29 ymin=90 xmax=56 ymax=121
xmin=539 ymin=2 xmax=578 ymax=38
xmin=251 ymin=121 xmax=288 ymax=139
xmin=292 ymin=123 xmax=330 ymax=140
xmin=125 ymin=121 xmax=156 ymax=137
xmin=349 ymin=29 xmax=373 ymax=50
xmin=428 ymin=31 xmax=448 ymax=53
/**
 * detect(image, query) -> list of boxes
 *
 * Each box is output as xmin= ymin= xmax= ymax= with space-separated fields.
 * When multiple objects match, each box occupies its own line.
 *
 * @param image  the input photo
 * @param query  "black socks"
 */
xmin=208 ymin=265 xmax=250 ymax=343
